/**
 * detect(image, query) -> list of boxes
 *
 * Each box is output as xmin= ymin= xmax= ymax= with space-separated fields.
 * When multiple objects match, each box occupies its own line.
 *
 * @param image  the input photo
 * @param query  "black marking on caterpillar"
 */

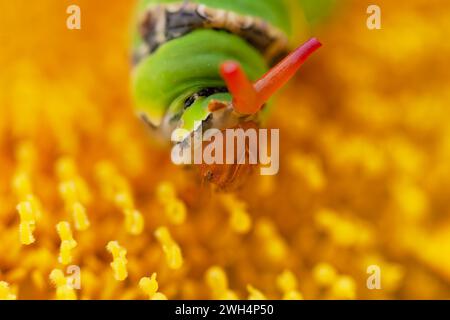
xmin=183 ymin=87 xmax=228 ymax=109
xmin=137 ymin=2 xmax=289 ymax=64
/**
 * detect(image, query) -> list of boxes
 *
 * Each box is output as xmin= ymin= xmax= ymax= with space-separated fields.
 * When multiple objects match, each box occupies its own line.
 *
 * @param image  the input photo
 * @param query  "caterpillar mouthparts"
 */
xmin=220 ymin=38 xmax=322 ymax=115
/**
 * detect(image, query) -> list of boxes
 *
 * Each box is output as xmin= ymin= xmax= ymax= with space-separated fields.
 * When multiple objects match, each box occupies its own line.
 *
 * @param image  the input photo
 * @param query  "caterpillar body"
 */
xmin=132 ymin=0 xmax=323 ymax=188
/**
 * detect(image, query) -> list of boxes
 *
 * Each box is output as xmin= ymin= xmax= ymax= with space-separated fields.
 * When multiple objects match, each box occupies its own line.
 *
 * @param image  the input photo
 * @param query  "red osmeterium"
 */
xmin=220 ymin=38 xmax=322 ymax=115
xmin=219 ymin=61 xmax=257 ymax=114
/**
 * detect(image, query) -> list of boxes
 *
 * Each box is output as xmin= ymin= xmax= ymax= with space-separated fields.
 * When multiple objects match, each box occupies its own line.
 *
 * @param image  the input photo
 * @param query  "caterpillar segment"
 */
xmin=136 ymin=2 xmax=290 ymax=64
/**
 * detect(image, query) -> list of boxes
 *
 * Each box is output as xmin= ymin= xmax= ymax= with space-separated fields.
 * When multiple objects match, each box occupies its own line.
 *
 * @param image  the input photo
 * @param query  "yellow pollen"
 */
xmin=15 ymin=141 xmax=37 ymax=173
xmin=56 ymin=157 xmax=77 ymax=181
xmin=151 ymin=292 xmax=168 ymax=300
xmin=0 ymin=281 xmax=17 ymax=300
xmin=154 ymin=227 xmax=183 ymax=270
xmin=71 ymin=202 xmax=90 ymax=231
xmin=157 ymin=182 xmax=187 ymax=225
xmin=17 ymin=201 xmax=35 ymax=223
xmin=124 ymin=209 xmax=144 ymax=235
xmin=254 ymin=219 xmax=288 ymax=264
xmin=247 ymin=285 xmax=267 ymax=300
xmin=283 ymin=291 xmax=304 ymax=300
xmin=276 ymin=270 xmax=303 ymax=300
xmin=220 ymin=194 xmax=252 ymax=234
xmin=330 ymin=276 xmax=356 ymax=300
xmin=59 ymin=181 xmax=78 ymax=205
xmin=96 ymin=163 xmax=144 ymax=235
xmin=106 ymin=241 xmax=128 ymax=281
xmin=16 ymin=201 xmax=36 ymax=245
xmin=313 ymin=263 xmax=338 ymax=287
xmin=115 ymin=192 xmax=134 ymax=211
xmin=49 ymin=269 xmax=77 ymax=300
xmin=12 ymin=172 xmax=32 ymax=200
xmin=276 ymin=270 xmax=298 ymax=293
xmin=156 ymin=181 xmax=177 ymax=203
xmin=56 ymin=221 xmax=77 ymax=265
xmin=205 ymin=266 xmax=238 ymax=300
xmin=139 ymin=273 xmax=163 ymax=299
xmin=205 ymin=266 xmax=228 ymax=292
xmin=164 ymin=199 xmax=187 ymax=225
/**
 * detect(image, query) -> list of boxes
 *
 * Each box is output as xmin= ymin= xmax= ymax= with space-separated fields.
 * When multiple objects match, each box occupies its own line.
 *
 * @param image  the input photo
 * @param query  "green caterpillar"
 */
xmin=133 ymin=0 xmax=333 ymax=131
xmin=132 ymin=0 xmax=330 ymax=186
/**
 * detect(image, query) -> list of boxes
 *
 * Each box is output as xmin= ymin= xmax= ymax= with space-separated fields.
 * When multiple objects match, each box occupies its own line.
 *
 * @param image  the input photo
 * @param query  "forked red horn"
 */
xmin=220 ymin=38 xmax=322 ymax=115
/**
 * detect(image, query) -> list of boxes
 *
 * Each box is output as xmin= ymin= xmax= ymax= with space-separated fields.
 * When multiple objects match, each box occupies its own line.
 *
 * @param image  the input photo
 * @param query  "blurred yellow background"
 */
xmin=0 ymin=0 xmax=449 ymax=299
